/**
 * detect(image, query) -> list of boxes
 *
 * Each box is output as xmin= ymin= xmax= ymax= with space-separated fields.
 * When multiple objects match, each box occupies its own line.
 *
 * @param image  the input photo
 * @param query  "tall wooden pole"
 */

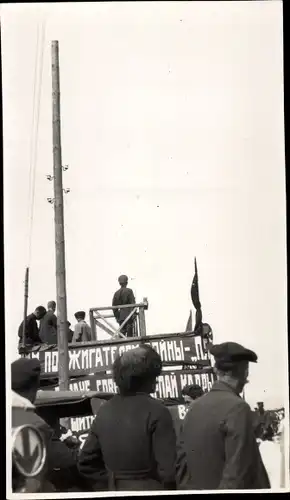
xmin=19 ymin=267 xmax=29 ymax=356
xmin=51 ymin=41 xmax=69 ymax=390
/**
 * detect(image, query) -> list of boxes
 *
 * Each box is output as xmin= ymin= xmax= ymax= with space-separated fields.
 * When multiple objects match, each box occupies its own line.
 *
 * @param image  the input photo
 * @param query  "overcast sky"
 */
xmin=2 ymin=1 xmax=287 ymax=409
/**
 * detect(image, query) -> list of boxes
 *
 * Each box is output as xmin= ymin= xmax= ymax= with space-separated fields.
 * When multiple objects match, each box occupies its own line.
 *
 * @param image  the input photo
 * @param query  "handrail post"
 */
xmin=89 ymin=309 xmax=97 ymax=340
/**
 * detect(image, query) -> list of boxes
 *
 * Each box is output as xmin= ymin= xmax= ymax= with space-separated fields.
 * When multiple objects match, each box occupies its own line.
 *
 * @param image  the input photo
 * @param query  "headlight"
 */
xmin=12 ymin=424 xmax=46 ymax=478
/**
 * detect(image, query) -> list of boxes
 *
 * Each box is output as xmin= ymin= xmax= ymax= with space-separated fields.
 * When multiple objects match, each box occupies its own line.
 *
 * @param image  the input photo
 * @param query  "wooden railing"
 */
xmin=89 ymin=298 xmax=149 ymax=340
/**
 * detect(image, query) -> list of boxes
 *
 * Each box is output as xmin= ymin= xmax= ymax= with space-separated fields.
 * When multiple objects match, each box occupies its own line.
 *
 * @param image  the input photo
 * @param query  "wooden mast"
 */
xmin=51 ymin=41 xmax=69 ymax=390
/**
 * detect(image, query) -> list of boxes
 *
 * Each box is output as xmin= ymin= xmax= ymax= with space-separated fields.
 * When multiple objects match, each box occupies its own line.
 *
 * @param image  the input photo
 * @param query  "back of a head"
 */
xmin=182 ymin=384 xmax=204 ymax=401
xmin=113 ymin=344 xmax=162 ymax=395
xmin=47 ymin=301 xmax=56 ymax=311
xmin=35 ymin=306 xmax=47 ymax=319
xmin=74 ymin=310 xmax=85 ymax=321
xmin=11 ymin=358 xmax=41 ymax=403
xmin=118 ymin=275 xmax=128 ymax=286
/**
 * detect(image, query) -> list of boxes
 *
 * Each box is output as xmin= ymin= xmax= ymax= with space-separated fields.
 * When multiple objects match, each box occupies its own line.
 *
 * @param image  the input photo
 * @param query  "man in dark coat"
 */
xmin=112 ymin=275 xmax=136 ymax=337
xmin=39 ymin=301 xmax=57 ymax=345
xmin=66 ymin=321 xmax=74 ymax=343
xmin=18 ymin=306 xmax=46 ymax=347
xmin=78 ymin=345 xmax=177 ymax=491
xmin=176 ymin=342 xmax=271 ymax=490
xmin=11 ymin=358 xmax=84 ymax=492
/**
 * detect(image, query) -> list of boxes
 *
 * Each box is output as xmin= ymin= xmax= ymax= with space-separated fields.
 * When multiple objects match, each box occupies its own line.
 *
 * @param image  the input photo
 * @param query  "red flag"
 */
xmin=185 ymin=310 xmax=193 ymax=332
xmin=190 ymin=258 xmax=202 ymax=332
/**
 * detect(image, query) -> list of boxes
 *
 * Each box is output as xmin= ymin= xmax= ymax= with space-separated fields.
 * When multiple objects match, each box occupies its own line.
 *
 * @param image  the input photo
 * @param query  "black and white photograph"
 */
xmin=2 ymin=1 xmax=288 ymax=496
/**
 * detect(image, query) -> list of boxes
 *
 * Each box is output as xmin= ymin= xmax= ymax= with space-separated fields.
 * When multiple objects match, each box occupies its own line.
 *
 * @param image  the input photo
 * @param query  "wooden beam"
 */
xmin=139 ymin=307 xmax=146 ymax=337
xmin=90 ymin=302 xmax=147 ymax=313
xmin=95 ymin=319 xmax=116 ymax=337
xmin=115 ymin=307 xmax=137 ymax=334
xmin=95 ymin=311 xmax=120 ymax=336
xmin=89 ymin=309 xmax=97 ymax=341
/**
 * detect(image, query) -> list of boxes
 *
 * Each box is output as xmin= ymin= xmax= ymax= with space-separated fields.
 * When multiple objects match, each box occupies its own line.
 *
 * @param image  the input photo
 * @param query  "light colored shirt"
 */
xmin=12 ymin=390 xmax=35 ymax=409
xmin=259 ymin=440 xmax=281 ymax=489
xmin=72 ymin=320 xmax=92 ymax=343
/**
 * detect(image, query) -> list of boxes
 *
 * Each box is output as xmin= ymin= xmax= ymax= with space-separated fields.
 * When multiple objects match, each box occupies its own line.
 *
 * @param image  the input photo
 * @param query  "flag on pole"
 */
xmin=185 ymin=310 xmax=193 ymax=332
xmin=190 ymin=257 xmax=203 ymax=333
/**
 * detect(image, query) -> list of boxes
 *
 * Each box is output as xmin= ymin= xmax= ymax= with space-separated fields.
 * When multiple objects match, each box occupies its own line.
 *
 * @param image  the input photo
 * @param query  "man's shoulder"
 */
xmin=145 ymin=395 xmax=172 ymax=416
xmin=12 ymin=407 xmax=52 ymax=436
xmin=186 ymin=386 xmax=248 ymax=415
xmin=41 ymin=311 xmax=52 ymax=322
xmin=46 ymin=311 xmax=56 ymax=319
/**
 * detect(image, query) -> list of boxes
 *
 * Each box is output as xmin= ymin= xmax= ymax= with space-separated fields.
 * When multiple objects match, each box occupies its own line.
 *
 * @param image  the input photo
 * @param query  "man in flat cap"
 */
xmin=39 ymin=301 xmax=58 ymax=345
xmin=72 ymin=311 xmax=92 ymax=343
xmin=112 ymin=275 xmax=136 ymax=337
xmin=176 ymin=342 xmax=270 ymax=490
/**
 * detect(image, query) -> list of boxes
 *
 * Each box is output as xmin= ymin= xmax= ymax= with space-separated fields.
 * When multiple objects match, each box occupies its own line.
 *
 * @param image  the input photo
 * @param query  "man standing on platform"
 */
xmin=39 ymin=301 xmax=58 ymax=345
xmin=73 ymin=311 xmax=92 ymax=343
xmin=112 ymin=275 xmax=136 ymax=337
xmin=18 ymin=306 xmax=47 ymax=348
xmin=66 ymin=321 xmax=74 ymax=343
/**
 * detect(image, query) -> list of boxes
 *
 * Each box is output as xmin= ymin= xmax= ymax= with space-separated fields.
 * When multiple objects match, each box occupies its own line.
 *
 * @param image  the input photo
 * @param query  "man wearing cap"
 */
xmin=39 ymin=301 xmax=58 ymax=345
xmin=72 ymin=311 xmax=92 ymax=343
xmin=176 ymin=342 xmax=270 ymax=490
xmin=112 ymin=275 xmax=136 ymax=337
xmin=11 ymin=358 xmax=85 ymax=492
xmin=11 ymin=358 xmax=52 ymax=437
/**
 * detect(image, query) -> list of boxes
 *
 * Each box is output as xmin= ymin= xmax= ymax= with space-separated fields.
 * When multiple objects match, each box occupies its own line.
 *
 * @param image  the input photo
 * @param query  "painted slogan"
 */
xmin=43 ymin=368 xmax=214 ymax=448
xmin=59 ymin=368 xmax=214 ymax=399
xmin=28 ymin=332 xmax=212 ymax=376
xmin=34 ymin=332 xmax=214 ymax=447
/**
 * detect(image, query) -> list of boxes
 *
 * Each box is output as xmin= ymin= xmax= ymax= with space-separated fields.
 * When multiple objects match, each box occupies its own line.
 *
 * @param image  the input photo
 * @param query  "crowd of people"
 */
xmin=18 ymin=275 xmax=137 ymax=348
xmin=18 ymin=301 xmax=92 ymax=347
xmin=11 ymin=340 xmax=286 ymax=492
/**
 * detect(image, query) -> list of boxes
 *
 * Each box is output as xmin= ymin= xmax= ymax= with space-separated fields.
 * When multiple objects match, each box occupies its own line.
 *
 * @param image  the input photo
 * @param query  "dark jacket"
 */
xmin=39 ymin=311 xmax=57 ymax=345
xmin=176 ymin=381 xmax=270 ymax=490
xmin=45 ymin=434 xmax=85 ymax=492
xmin=67 ymin=328 xmax=74 ymax=343
xmin=18 ymin=313 xmax=42 ymax=346
xmin=112 ymin=287 xmax=135 ymax=324
xmin=78 ymin=393 xmax=177 ymax=491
